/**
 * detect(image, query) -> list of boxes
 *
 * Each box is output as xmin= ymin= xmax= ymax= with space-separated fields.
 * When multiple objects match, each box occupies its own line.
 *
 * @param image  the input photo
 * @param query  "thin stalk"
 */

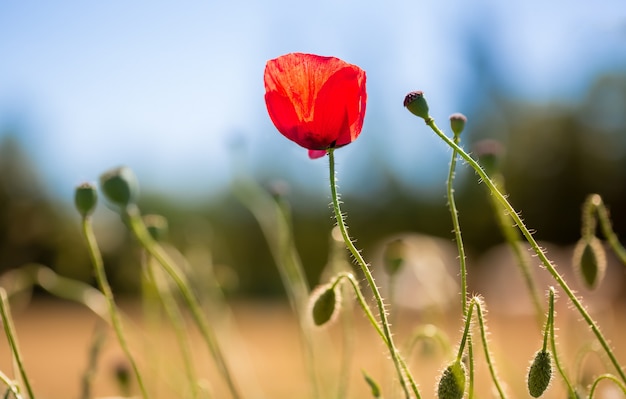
xmin=123 ymin=206 xmax=241 ymax=399
xmin=0 ymin=369 xmax=23 ymax=399
xmin=80 ymin=216 xmax=150 ymax=399
xmin=585 ymin=194 xmax=626 ymax=265
xmin=423 ymin=118 xmax=626 ymax=383
xmin=490 ymin=175 xmax=545 ymax=326
xmin=144 ymin=255 xmax=201 ymax=399
xmin=333 ymin=272 xmax=422 ymax=399
xmin=328 ymin=149 xmax=415 ymax=399
xmin=446 ymin=132 xmax=468 ymax=314
xmin=547 ymin=288 xmax=577 ymax=398
xmin=80 ymin=323 xmax=107 ymax=399
xmin=588 ymin=374 xmax=626 ymax=398
xmin=0 ymin=289 xmax=34 ymax=399
xmin=472 ymin=298 xmax=507 ymax=398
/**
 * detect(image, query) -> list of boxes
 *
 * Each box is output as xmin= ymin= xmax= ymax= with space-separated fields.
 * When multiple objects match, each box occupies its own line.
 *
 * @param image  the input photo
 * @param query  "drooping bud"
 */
xmin=362 ymin=370 xmax=382 ymax=398
xmin=449 ymin=113 xmax=467 ymax=136
xmin=383 ymin=238 xmax=408 ymax=276
xmin=309 ymin=283 xmax=341 ymax=327
xmin=143 ymin=214 xmax=169 ymax=242
xmin=99 ymin=166 xmax=139 ymax=209
xmin=437 ymin=361 xmax=466 ymax=399
xmin=572 ymin=236 xmax=607 ymax=290
xmin=472 ymin=139 xmax=505 ymax=177
xmin=527 ymin=349 xmax=552 ymax=397
xmin=74 ymin=182 xmax=98 ymax=218
xmin=404 ymin=91 xmax=430 ymax=121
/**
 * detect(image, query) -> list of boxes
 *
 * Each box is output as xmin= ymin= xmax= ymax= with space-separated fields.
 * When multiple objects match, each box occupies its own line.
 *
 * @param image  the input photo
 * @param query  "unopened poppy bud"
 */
xmin=309 ymin=283 xmax=341 ymax=327
xmin=362 ymin=370 xmax=382 ymax=398
xmin=383 ymin=238 xmax=407 ymax=276
xmin=99 ymin=166 xmax=139 ymax=209
xmin=144 ymin=214 xmax=169 ymax=242
xmin=404 ymin=91 xmax=430 ymax=121
xmin=449 ymin=113 xmax=467 ymax=136
xmin=74 ymin=182 xmax=98 ymax=218
xmin=437 ymin=361 xmax=466 ymax=399
xmin=527 ymin=349 xmax=552 ymax=397
xmin=472 ymin=139 xmax=505 ymax=177
xmin=572 ymin=237 xmax=606 ymax=290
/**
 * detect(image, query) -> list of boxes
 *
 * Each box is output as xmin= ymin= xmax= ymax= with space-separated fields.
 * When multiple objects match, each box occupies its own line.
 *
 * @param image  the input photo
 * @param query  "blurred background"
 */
xmin=1 ymin=0 xmax=626 ymax=298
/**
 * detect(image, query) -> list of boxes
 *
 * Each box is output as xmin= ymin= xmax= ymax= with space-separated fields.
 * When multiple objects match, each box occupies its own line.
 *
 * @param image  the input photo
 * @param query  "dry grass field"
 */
xmin=2 ymin=296 xmax=626 ymax=399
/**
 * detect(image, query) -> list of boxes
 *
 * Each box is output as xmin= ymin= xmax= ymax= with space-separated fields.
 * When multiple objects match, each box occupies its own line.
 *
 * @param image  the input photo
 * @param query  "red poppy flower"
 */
xmin=264 ymin=53 xmax=367 ymax=159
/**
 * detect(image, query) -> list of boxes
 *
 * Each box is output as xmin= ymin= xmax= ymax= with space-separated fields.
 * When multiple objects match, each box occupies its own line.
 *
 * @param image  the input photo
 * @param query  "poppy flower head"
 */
xmin=264 ymin=53 xmax=367 ymax=158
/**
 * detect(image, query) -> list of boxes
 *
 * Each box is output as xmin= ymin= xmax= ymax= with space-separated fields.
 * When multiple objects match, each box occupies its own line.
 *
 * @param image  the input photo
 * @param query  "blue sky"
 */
xmin=1 ymin=1 xmax=625 ymax=203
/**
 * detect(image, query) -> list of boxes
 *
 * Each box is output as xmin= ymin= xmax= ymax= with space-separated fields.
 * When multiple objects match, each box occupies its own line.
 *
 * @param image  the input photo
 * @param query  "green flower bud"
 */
xmin=309 ymin=283 xmax=341 ymax=327
xmin=74 ymin=182 xmax=98 ymax=218
xmin=449 ymin=113 xmax=467 ymax=136
xmin=437 ymin=361 xmax=466 ymax=399
xmin=527 ymin=349 xmax=552 ymax=397
xmin=383 ymin=238 xmax=407 ymax=276
xmin=362 ymin=370 xmax=382 ymax=398
xmin=143 ymin=214 xmax=169 ymax=242
xmin=404 ymin=91 xmax=430 ymax=121
xmin=472 ymin=139 xmax=505 ymax=177
xmin=99 ymin=166 xmax=139 ymax=209
xmin=572 ymin=236 xmax=606 ymax=290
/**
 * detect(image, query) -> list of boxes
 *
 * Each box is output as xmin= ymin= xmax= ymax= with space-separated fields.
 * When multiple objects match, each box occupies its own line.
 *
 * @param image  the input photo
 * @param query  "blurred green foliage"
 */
xmin=0 ymin=74 xmax=625 ymax=298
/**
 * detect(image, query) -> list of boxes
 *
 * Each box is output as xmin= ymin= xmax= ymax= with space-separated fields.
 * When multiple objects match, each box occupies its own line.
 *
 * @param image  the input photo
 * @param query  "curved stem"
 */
xmin=328 ymin=149 xmax=414 ymax=399
xmin=333 ymin=272 xmax=421 ymax=399
xmin=585 ymin=194 xmax=626 ymax=265
xmin=472 ymin=298 xmax=507 ymax=399
xmin=588 ymin=374 xmax=626 ymax=398
xmin=0 ymin=289 xmax=35 ymax=399
xmin=446 ymin=132 xmax=468 ymax=314
xmin=124 ymin=206 xmax=241 ymax=399
xmin=423 ymin=118 xmax=626 ymax=384
xmin=80 ymin=216 xmax=150 ymax=399
xmin=547 ymin=287 xmax=577 ymax=398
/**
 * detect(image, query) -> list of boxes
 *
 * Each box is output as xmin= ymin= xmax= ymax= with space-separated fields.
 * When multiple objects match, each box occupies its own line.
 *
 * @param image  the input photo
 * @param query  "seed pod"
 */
xmin=449 ymin=113 xmax=467 ymax=136
xmin=572 ymin=236 xmax=606 ymax=290
xmin=309 ymin=284 xmax=341 ymax=327
xmin=404 ymin=91 xmax=430 ymax=121
xmin=99 ymin=166 xmax=139 ymax=209
xmin=74 ymin=182 xmax=98 ymax=218
xmin=437 ymin=361 xmax=466 ymax=399
xmin=527 ymin=349 xmax=552 ymax=397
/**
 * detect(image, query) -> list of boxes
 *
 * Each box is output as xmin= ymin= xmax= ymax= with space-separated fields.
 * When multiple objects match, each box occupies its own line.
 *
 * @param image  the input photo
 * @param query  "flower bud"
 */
xmin=527 ymin=349 xmax=552 ymax=397
xmin=74 ymin=182 xmax=98 ymax=218
xmin=404 ymin=91 xmax=430 ymax=121
xmin=309 ymin=283 xmax=341 ymax=327
xmin=572 ymin=236 xmax=606 ymax=290
xmin=143 ymin=214 xmax=169 ymax=242
xmin=449 ymin=113 xmax=467 ymax=136
xmin=99 ymin=166 xmax=139 ymax=209
xmin=383 ymin=238 xmax=407 ymax=276
xmin=437 ymin=361 xmax=466 ymax=399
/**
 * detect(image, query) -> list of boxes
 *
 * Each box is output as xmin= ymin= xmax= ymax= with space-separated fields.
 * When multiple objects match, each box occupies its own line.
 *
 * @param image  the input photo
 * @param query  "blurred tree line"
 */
xmin=0 ymin=74 xmax=625 ymax=299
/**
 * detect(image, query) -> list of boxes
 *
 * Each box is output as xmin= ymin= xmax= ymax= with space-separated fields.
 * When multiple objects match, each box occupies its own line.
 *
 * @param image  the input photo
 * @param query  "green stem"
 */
xmin=333 ymin=273 xmax=421 ymax=399
xmin=423 ymin=118 xmax=626 ymax=384
xmin=446 ymin=132 xmax=468 ymax=314
xmin=328 ymin=149 xmax=415 ymax=399
xmin=123 ymin=206 xmax=241 ymax=399
xmin=490 ymin=175 xmax=545 ymax=326
xmin=80 ymin=217 xmax=150 ymax=399
xmin=588 ymin=374 xmax=626 ymax=398
xmin=0 ymin=289 xmax=34 ymax=399
xmin=0 ymin=368 xmax=23 ymax=399
xmin=547 ymin=287 xmax=577 ymax=398
xmin=475 ymin=299 xmax=507 ymax=398
xmin=143 ymin=255 xmax=200 ymax=399
xmin=585 ymin=194 xmax=626 ymax=265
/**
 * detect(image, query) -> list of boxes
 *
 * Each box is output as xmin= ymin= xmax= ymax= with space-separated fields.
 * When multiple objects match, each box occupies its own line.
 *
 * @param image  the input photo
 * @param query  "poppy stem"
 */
xmin=423 ymin=117 xmax=626 ymax=385
xmin=327 ymin=149 xmax=419 ymax=399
